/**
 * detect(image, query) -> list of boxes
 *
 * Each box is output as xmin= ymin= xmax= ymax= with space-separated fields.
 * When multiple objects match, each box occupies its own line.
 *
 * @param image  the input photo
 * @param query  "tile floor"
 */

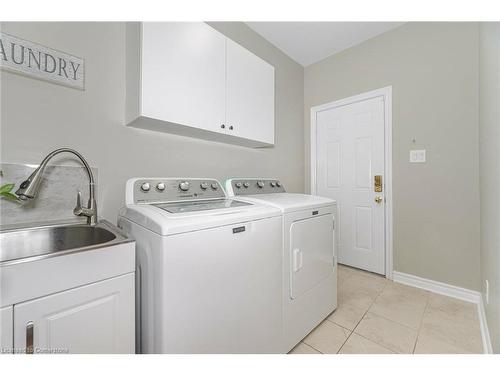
xmin=289 ymin=264 xmax=483 ymax=354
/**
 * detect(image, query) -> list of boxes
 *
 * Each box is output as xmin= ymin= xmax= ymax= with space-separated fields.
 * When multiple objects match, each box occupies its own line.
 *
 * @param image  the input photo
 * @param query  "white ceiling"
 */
xmin=245 ymin=22 xmax=404 ymax=66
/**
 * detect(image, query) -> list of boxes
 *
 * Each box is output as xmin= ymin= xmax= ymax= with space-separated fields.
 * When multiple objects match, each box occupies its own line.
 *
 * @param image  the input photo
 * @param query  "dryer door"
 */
xmin=290 ymin=213 xmax=334 ymax=299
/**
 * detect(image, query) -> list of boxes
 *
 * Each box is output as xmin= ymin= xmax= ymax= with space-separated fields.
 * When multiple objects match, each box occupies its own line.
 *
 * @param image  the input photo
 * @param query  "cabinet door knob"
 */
xmin=220 ymin=124 xmax=225 ymax=129
xmin=229 ymin=125 xmax=234 ymax=130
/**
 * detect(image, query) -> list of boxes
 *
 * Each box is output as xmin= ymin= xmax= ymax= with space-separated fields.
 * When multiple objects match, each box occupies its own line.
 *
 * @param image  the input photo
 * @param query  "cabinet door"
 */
xmin=13 ymin=274 xmax=134 ymax=354
xmin=1 ymin=306 xmax=13 ymax=354
xmin=141 ymin=22 xmax=226 ymax=133
xmin=226 ymin=39 xmax=275 ymax=144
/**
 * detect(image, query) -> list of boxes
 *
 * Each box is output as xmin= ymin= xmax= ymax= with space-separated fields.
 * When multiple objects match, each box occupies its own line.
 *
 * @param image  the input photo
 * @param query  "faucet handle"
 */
xmin=73 ymin=190 xmax=83 ymax=216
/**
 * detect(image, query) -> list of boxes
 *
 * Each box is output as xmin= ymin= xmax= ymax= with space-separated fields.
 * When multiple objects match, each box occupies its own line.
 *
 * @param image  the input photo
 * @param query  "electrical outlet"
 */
xmin=485 ymin=280 xmax=490 ymax=305
xmin=410 ymin=149 xmax=426 ymax=163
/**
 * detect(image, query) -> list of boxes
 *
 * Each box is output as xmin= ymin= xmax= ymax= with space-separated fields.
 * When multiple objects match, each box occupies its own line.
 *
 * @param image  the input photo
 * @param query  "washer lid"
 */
xmin=119 ymin=200 xmax=281 ymax=236
xmin=154 ymin=199 xmax=251 ymax=214
xmin=234 ymin=193 xmax=336 ymax=213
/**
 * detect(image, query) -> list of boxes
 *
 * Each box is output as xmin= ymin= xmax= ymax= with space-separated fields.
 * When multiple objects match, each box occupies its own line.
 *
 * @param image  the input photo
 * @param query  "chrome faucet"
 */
xmin=15 ymin=148 xmax=98 ymax=226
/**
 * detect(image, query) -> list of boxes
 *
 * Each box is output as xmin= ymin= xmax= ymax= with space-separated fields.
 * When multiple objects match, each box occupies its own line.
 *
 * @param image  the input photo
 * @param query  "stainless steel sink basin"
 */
xmin=0 ymin=221 xmax=132 ymax=264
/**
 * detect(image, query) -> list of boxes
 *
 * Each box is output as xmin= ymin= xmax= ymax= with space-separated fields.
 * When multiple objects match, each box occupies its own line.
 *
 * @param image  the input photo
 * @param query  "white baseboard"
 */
xmin=393 ymin=271 xmax=481 ymax=303
xmin=392 ymin=271 xmax=492 ymax=354
xmin=478 ymin=297 xmax=493 ymax=354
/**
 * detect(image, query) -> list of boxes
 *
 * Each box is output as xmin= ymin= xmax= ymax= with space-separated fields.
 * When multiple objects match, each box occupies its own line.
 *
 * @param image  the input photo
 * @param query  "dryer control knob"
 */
xmin=200 ymin=182 xmax=209 ymax=190
xmin=141 ymin=182 xmax=150 ymax=192
xmin=257 ymin=181 xmax=265 ymax=188
xmin=243 ymin=182 xmax=250 ymax=188
xmin=179 ymin=181 xmax=190 ymax=191
xmin=156 ymin=182 xmax=166 ymax=191
xmin=211 ymin=183 xmax=219 ymax=190
xmin=276 ymin=181 xmax=282 ymax=187
xmin=270 ymin=181 xmax=276 ymax=187
xmin=235 ymin=182 xmax=242 ymax=189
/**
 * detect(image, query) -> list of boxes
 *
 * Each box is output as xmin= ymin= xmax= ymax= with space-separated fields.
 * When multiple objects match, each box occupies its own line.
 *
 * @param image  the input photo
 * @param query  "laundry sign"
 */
xmin=0 ymin=32 xmax=85 ymax=90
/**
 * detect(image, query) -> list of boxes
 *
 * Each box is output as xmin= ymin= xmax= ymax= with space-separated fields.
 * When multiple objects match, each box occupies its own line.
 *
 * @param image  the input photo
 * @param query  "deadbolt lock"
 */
xmin=374 ymin=175 xmax=383 ymax=192
xmin=375 ymin=196 xmax=383 ymax=204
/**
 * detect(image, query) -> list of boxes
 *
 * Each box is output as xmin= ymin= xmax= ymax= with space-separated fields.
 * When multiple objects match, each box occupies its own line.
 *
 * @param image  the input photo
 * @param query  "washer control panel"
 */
xmin=130 ymin=178 xmax=225 ymax=204
xmin=226 ymin=178 xmax=285 ymax=196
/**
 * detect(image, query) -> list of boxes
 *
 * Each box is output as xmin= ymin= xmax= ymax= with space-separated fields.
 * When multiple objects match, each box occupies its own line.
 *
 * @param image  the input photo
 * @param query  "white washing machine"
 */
xmin=225 ymin=178 xmax=338 ymax=351
xmin=117 ymin=178 xmax=283 ymax=353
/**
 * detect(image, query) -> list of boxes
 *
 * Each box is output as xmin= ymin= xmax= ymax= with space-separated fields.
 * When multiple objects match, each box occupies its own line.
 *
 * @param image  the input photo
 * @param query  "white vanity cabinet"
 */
xmin=13 ymin=274 xmax=134 ymax=354
xmin=0 ymin=306 xmax=13 ymax=353
xmin=1 ymin=229 xmax=135 ymax=354
xmin=126 ymin=22 xmax=275 ymax=148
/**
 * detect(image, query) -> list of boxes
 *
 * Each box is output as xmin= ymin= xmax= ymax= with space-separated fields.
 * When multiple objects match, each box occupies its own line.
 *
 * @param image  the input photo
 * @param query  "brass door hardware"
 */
xmin=375 ymin=196 xmax=383 ymax=204
xmin=374 ymin=175 xmax=383 ymax=192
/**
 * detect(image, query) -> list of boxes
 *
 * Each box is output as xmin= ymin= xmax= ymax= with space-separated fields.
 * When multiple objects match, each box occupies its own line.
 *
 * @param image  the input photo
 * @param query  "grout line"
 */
xmin=305 ymin=315 xmax=351 ymax=354
xmin=300 ymin=341 xmax=324 ymax=354
xmin=338 ymin=267 xmax=355 ymax=287
xmin=336 ymin=330 xmax=353 ymax=354
xmin=354 ymin=306 xmax=421 ymax=354
xmin=411 ymin=293 xmax=430 ymax=354
xmin=336 ymin=274 xmax=388 ymax=354
xmin=346 ymin=277 xmax=426 ymax=354
xmin=358 ymin=293 xmax=429 ymax=331
xmin=338 ymin=271 xmax=480 ymax=354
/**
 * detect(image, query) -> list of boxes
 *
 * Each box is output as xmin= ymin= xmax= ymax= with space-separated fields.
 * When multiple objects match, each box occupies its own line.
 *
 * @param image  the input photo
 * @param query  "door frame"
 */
xmin=310 ymin=86 xmax=393 ymax=280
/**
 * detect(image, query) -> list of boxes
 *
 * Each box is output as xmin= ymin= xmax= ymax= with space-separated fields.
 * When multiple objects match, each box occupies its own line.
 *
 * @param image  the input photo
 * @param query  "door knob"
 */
xmin=375 ymin=196 xmax=383 ymax=204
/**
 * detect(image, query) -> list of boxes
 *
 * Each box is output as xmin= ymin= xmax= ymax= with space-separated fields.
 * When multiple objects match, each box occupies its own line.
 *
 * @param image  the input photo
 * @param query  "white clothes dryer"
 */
xmin=225 ymin=178 xmax=338 ymax=351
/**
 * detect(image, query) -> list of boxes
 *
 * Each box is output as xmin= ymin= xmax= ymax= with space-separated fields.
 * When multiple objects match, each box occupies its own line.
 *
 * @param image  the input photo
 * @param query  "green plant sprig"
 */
xmin=0 ymin=183 xmax=20 ymax=202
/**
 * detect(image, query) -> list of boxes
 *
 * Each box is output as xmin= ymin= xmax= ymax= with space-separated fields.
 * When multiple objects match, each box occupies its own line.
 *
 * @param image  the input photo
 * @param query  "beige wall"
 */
xmin=0 ymin=22 xmax=304 ymax=223
xmin=304 ymin=23 xmax=481 ymax=290
xmin=479 ymin=23 xmax=500 ymax=353
xmin=0 ymin=22 xmax=486 ymax=295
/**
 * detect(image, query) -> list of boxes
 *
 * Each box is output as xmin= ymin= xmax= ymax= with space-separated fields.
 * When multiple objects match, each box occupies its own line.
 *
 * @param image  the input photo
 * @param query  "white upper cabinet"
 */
xmin=126 ymin=22 xmax=275 ymax=148
xmin=141 ymin=22 xmax=226 ymax=134
xmin=225 ymin=39 xmax=275 ymax=145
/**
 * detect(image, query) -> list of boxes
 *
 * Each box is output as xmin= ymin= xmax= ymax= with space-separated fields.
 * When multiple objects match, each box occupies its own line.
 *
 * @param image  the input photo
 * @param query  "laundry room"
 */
xmin=0 ymin=1 xmax=499 ymax=373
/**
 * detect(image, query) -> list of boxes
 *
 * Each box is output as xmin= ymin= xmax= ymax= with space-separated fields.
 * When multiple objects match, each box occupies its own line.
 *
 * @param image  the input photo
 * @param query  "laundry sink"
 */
xmin=0 ymin=219 xmax=134 ymax=309
xmin=0 ymin=221 xmax=129 ymax=264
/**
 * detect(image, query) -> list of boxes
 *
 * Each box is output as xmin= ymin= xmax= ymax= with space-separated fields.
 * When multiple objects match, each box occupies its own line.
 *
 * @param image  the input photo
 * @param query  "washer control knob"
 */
xmin=200 ymin=182 xmax=209 ymax=190
xmin=257 ymin=181 xmax=265 ymax=188
xmin=270 ymin=181 xmax=276 ymax=187
xmin=211 ymin=183 xmax=219 ymax=190
xmin=276 ymin=181 xmax=282 ymax=187
xmin=179 ymin=181 xmax=190 ymax=191
xmin=235 ymin=182 xmax=242 ymax=189
xmin=140 ymin=182 xmax=150 ymax=192
xmin=243 ymin=182 xmax=250 ymax=188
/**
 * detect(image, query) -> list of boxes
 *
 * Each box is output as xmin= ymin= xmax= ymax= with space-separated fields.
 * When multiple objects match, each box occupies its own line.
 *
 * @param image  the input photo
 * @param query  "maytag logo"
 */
xmin=0 ymin=32 xmax=85 ymax=90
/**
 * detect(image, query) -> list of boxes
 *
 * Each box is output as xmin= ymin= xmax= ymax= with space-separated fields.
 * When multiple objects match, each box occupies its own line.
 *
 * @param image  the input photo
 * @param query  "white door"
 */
xmin=315 ymin=96 xmax=386 ymax=274
xmin=225 ymin=38 xmax=275 ymax=144
xmin=141 ymin=22 xmax=226 ymax=133
xmin=14 ymin=274 xmax=135 ymax=354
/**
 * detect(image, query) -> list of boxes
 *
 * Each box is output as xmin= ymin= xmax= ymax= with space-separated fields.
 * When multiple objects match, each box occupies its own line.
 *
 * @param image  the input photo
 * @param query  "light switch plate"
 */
xmin=410 ymin=149 xmax=426 ymax=163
